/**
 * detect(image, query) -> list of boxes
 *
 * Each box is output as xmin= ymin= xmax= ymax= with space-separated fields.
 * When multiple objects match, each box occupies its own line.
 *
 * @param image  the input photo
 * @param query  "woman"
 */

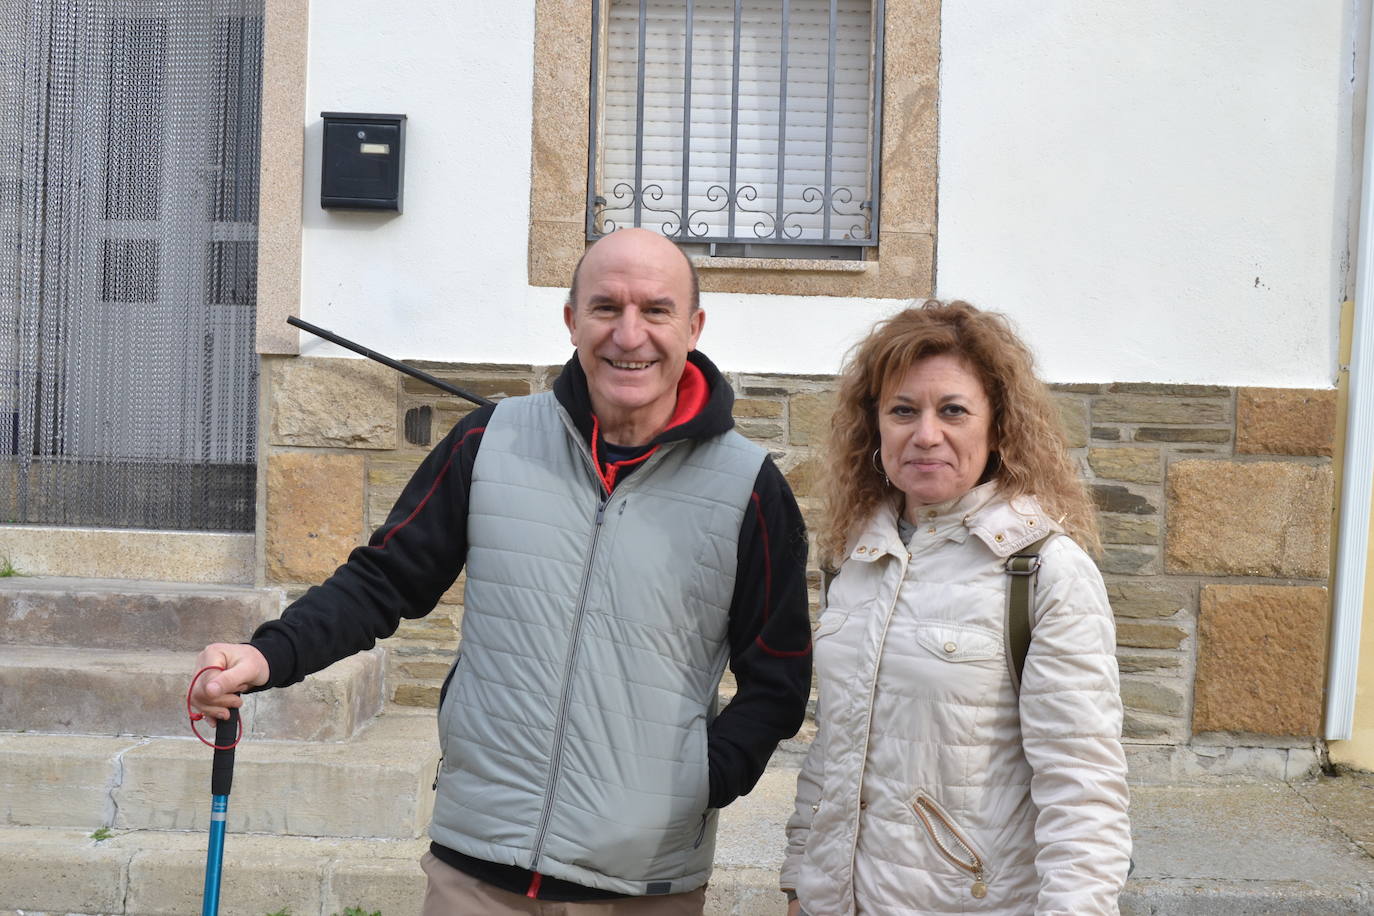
xmin=781 ymin=301 xmax=1130 ymax=914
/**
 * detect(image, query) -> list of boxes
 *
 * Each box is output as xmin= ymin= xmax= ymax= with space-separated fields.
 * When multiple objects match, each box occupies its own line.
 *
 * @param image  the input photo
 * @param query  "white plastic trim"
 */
xmin=1327 ymin=10 xmax=1374 ymax=741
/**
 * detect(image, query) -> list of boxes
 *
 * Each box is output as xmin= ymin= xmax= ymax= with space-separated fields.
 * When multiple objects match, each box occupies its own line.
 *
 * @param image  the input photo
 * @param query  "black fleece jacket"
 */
xmin=250 ymin=349 xmax=812 ymax=832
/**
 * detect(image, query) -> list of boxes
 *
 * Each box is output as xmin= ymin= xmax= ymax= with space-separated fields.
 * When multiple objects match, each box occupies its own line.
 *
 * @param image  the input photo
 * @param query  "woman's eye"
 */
xmin=941 ymin=404 xmax=968 ymax=416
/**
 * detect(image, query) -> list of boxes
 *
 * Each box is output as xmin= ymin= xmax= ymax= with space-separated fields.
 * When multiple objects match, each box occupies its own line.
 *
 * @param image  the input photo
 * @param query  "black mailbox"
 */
xmin=320 ymin=112 xmax=406 ymax=212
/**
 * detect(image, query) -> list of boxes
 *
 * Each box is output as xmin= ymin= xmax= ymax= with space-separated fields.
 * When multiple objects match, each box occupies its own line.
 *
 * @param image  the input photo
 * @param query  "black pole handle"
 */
xmin=287 ymin=316 xmax=496 ymax=409
xmin=210 ymin=707 xmax=239 ymax=797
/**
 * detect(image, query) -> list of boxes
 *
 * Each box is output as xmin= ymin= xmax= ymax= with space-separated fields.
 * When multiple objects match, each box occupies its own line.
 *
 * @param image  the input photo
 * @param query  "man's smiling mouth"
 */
xmin=607 ymin=359 xmax=655 ymax=370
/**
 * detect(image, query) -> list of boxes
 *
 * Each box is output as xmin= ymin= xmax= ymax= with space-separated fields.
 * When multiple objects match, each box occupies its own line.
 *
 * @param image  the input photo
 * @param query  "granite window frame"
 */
xmin=529 ymin=0 xmax=939 ymax=299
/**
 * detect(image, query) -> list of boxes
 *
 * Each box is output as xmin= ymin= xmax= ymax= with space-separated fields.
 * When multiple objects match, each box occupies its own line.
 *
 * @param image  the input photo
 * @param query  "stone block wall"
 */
xmin=262 ymin=357 xmax=1339 ymax=753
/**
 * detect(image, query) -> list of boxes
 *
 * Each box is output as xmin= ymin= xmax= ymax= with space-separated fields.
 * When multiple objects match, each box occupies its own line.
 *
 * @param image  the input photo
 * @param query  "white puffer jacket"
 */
xmin=781 ymin=483 xmax=1130 ymax=915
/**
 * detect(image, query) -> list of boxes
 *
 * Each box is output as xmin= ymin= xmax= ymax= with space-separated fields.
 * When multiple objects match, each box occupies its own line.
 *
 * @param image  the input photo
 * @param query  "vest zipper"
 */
xmin=530 ymin=414 xmax=675 ymax=870
xmin=528 ymin=489 xmax=609 ymax=869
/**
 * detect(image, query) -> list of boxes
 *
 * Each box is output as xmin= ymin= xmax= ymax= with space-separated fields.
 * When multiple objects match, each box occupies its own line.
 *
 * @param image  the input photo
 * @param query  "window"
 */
xmin=588 ymin=0 xmax=884 ymax=257
xmin=528 ymin=0 xmax=934 ymax=298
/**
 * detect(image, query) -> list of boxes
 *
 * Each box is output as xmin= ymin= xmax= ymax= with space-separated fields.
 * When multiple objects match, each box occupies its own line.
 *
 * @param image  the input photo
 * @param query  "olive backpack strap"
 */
xmin=819 ymin=565 xmax=838 ymax=611
xmin=1004 ymin=535 xmax=1136 ymax=877
xmin=1004 ymin=535 xmax=1054 ymax=692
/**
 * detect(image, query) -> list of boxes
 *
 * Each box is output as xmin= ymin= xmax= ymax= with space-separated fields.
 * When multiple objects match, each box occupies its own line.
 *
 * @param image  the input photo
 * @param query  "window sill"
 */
xmin=690 ymin=256 xmax=874 ymax=274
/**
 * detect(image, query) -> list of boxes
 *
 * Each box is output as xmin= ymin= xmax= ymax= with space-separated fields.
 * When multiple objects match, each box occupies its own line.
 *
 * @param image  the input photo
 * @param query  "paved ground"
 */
xmin=716 ymin=763 xmax=1374 ymax=914
xmin=4 ymin=746 xmax=1372 ymax=914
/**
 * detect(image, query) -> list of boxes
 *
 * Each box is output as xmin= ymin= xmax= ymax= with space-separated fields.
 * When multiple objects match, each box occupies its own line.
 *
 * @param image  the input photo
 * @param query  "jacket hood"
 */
xmin=552 ymin=349 xmax=737 ymax=448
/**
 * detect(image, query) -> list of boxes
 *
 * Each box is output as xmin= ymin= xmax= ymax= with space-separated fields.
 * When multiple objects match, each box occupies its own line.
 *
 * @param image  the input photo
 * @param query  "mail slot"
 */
xmin=320 ymin=112 xmax=406 ymax=212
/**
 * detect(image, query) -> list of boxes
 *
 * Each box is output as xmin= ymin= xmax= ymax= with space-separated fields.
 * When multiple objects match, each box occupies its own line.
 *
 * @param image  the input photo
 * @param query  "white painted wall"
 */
xmin=937 ymin=0 xmax=1354 ymax=386
xmin=299 ymin=1 xmax=1355 ymax=386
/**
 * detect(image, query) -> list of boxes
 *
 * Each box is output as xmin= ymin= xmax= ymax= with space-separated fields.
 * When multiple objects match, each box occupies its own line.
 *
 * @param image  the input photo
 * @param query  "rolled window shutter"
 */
xmin=598 ymin=0 xmax=877 ymax=244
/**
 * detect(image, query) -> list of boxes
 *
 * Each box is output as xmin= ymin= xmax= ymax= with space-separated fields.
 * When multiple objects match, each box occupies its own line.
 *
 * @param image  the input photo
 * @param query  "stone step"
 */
xmin=0 ymin=576 xmax=283 ymax=651
xmin=0 ymin=826 xmax=780 ymax=916
xmin=5 ymin=770 xmax=1374 ymax=915
xmin=0 ymin=645 xmax=383 ymax=740
xmin=0 ymin=711 xmax=438 ymax=839
xmin=0 ymin=826 xmax=430 ymax=916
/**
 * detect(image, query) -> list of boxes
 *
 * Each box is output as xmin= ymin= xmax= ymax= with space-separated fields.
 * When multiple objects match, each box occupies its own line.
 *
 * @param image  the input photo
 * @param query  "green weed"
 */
xmin=0 ymin=556 xmax=20 ymax=577
xmin=89 ymin=826 xmax=113 ymax=841
xmin=335 ymin=908 xmax=380 ymax=916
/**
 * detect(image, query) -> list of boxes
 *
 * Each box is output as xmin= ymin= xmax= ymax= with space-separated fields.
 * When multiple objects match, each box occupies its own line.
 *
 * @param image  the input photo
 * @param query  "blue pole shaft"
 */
xmin=201 ymin=707 xmax=238 ymax=916
xmin=201 ymin=796 xmax=228 ymax=916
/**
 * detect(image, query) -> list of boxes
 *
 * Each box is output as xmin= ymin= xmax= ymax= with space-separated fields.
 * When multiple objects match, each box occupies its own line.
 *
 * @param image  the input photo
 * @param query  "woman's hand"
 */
xmin=786 ymin=899 xmax=801 ymax=916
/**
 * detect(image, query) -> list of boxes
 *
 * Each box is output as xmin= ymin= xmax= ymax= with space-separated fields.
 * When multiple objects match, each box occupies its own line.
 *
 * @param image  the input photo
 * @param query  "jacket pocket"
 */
xmin=813 ymin=607 xmax=850 ymax=640
xmin=435 ymin=653 xmax=462 ymax=758
xmin=911 ymin=791 xmax=992 ymax=901
xmin=914 ymin=622 xmax=1000 ymax=663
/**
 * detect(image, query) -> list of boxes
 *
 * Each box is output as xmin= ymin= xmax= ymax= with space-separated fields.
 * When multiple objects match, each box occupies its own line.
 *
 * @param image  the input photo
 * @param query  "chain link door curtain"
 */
xmin=0 ymin=0 xmax=262 ymax=531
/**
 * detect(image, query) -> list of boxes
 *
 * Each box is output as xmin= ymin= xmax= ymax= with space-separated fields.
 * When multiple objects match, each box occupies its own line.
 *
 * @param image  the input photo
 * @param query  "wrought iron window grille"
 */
xmin=586 ymin=0 xmax=886 ymax=255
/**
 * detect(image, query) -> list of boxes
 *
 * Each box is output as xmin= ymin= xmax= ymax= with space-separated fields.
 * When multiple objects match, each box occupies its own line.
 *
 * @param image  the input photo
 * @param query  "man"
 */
xmin=191 ymin=228 xmax=813 ymax=913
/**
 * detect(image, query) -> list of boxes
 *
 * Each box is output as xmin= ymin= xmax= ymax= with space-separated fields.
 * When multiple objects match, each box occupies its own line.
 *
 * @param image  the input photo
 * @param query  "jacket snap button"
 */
xmin=1028 ymin=518 xmax=1037 ymax=526
xmin=927 ymin=526 xmax=936 ymax=534
xmin=926 ymin=510 xmax=936 ymax=519
xmin=859 ymin=800 xmax=868 ymax=810
xmin=943 ymin=641 xmax=957 ymax=654
xmin=994 ymin=533 xmax=1005 ymax=542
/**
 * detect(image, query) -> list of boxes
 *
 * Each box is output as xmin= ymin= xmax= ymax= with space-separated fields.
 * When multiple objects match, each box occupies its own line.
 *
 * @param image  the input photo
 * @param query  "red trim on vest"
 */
xmin=526 ymin=871 xmax=542 ymax=898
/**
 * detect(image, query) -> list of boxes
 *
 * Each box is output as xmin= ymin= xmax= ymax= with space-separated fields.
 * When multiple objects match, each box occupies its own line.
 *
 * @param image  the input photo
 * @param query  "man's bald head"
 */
xmin=568 ymin=229 xmax=700 ymax=313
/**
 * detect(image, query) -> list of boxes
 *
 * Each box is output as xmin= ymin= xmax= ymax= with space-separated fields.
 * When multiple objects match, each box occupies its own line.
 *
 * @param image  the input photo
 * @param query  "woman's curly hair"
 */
xmin=818 ymin=300 xmax=1100 ymax=565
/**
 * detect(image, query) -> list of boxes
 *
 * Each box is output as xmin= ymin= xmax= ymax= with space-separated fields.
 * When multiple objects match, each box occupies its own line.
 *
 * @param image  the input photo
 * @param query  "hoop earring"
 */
xmin=871 ymin=448 xmax=889 ymax=487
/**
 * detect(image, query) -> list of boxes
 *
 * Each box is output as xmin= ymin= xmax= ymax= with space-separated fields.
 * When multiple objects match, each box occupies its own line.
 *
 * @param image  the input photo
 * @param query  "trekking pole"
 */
xmin=187 ymin=667 xmax=244 ymax=916
xmin=287 ymin=315 xmax=496 ymax=408
xmin=201 ymin=706 xmax=239 ymax=916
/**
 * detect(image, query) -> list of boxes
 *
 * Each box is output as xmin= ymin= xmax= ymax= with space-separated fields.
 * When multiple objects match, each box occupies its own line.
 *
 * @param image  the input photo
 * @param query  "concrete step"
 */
xmin=0 ymin=577 xmax=283 ymax=651
xmin=0 ymin=826 xmax=779 ymax=916
xmin=0 ymin=826 xmax=430 ymax=916
xmin=5 ymin=768 xmax=1374 ymax=915
xmin=0 ymin=645 xmax=384 ymax=740
xmin=0 ymin=711 xmax=438 ymax=839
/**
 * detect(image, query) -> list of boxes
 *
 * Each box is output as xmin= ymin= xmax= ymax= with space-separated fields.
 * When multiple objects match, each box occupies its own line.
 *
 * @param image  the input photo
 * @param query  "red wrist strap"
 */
xmin=187 ymin=665 xmax=244 ymax=750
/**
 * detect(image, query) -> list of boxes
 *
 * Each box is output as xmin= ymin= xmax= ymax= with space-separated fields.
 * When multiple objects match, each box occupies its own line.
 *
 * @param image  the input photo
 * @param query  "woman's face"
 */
xmin=877 ymin=353 xmax=995 ymax=510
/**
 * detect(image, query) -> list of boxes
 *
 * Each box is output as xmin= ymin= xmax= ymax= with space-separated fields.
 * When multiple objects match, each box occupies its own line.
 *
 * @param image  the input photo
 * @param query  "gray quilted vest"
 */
xmin=430 ymin=391 xmax=765 ymax=896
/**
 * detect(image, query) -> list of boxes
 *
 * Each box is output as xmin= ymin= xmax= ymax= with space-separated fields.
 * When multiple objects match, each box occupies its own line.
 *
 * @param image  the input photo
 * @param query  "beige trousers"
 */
xmin=419 ymin=852 xmax=708 ymax=916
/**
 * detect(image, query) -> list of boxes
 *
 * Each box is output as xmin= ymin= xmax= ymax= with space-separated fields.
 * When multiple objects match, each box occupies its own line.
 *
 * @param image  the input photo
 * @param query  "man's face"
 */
xmin=564 ymin=230 xmax=704 ymax=442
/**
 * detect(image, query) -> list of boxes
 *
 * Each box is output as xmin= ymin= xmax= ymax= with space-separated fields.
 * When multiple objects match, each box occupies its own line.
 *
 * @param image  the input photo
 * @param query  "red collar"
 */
xmin=662 ymin=360 xmax=708 ymax=432
xmin=589 ymin=360 xmax=709 ymax=494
